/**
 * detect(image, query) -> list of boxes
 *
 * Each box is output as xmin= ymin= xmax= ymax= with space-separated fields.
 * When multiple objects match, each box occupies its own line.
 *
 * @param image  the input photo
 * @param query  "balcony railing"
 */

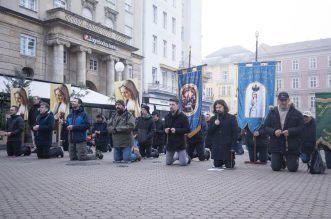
xmin=46 ymin=8 xmax=131 ymax=46
xmin=148 ymin=83 xmax=176 ymax=95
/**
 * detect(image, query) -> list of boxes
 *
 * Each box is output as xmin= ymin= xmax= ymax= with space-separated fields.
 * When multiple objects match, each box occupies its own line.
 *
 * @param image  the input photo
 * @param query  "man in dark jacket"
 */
xmin=33 ymin=102 xmax=63 ymax=159
xmin=164 ymin=98 xmax=191 ymax=166
xmin=264 ymin=92 xmax=304 ymax=172
xmin=92 ymin=114 xmax=108 ymax=154
xmin=64 ymin=98 xmax=101 ymax=161
xmin=4 ymin=106 xmax=28 ymax=157
xmin=28 ymin=96 xmax=40 ymax=149
xmin=300 ymin=111 xmax=316 ymax=163
xmin=152 ymin=111 xmax=165 ymax=153
xmin=208 ymin=99 xmax=237 ymax=168
xmin=135 ymin=104 xmax=155 ymax=158
xmin=245 ymin=125 xmax=268 ymax=163
xmin=187 ymin=115 xmax=208 ymax=161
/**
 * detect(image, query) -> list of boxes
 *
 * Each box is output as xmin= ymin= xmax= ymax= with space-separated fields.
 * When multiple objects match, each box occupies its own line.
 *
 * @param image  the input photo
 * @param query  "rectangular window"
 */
xmin=128 ymin=65 xmax=133 ymax=78
xmin=172 ymin=17 xmax=176 ymax=34
xmin=163 ymin=12 xmax=167 ymax=29
xmin=292 ymin=77 xmax=299 ymax=89
xmin=162 ymin=70 xmax=167 ymax=85
xmin=276 ymin=79 xmax=283 ymax=91
xmin=20 ymin=0 xmax=36 ymax=11
xmin=276 ymin=62 xmax=282 ymax=72
xmin=309 ymin=57 xmax=317 ymax=69
xmin=172 ymin=44 xmax=176 ymax=61
xmin=309 ymin=76 xmax=318 ymax=88
xmin=20 ymin=34 xmax=36 ymax=56
xmin=329 ymin=75 xmax=331 ymax=87
xmin=125 ymin=25 xmax=133 ymax=45
xmin=292 ymin=59 xmax=299 ymax=71
xmin=292 ymin=96 xmax=300 ymax=108
xmin=309 ymin=96 xmax=315 ymax=109
xmin=125 ymin=0 xmax=133 ymax=12
xmin=163 ymin=40 xmax=167 ymax=58
xmin=328 ymin=55 xmax=331 ymax=68
xmin=222 ymin=71 xmax=229 ymax=81
xmin=221 ymin=86 xmax=226 ymax=96
xmin=89 ymin=59 xmax=98 ymax=71
xmin=171 ymin=74 xmax=176 ymax=89
xmin=153 ymin=5 xmax=157 ymax=24
xmin=152 ymin=67 xmax=157 ymax=83
xmin=206 ymin=88 xmax=213 ymax=97
xmin=63 ymin=49 xmax=67 ymax=64
xmin=227 ymin=86 xmax=231 ymax=96
xmin=54 ymin=0 xmax=66 ymax=9
xmin=152 ymin=35 xmax=157 ymax=54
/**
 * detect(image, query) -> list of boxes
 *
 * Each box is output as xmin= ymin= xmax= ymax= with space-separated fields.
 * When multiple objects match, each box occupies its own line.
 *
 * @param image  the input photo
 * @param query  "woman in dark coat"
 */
xmin=208 ymin=99 xmax=238 ymax=168
xmin=92 ymin=114 xmax=109 ymax=153
xmin=300 ymin=111 xmax=316 ymax=163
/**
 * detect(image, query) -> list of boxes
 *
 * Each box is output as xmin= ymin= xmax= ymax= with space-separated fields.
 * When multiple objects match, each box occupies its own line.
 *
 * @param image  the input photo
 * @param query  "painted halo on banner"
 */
xmin=180 ymin=83 xmax=198 ymax=117
xmin=244 ymin=81 xmax=266 ymax=118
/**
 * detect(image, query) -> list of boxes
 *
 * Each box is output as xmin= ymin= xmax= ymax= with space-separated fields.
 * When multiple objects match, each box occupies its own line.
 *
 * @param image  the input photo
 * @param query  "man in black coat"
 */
xmin=135 ymin=104 xmax=155 ymax=158
xmin=300 ymin=111 xmax=316 ymax=163
xmin=33 ymin=102 xmax=63 ymax=159
xmin=92 ymin=114 xmax=108 ymax=153
xmin=245 ymin=125 xmax=268 ymax=163
xmin=208 ymin=99 xmax=237 ymax=168
xmin=187 ymin=115 xmax=208 ymax=161
xmin=28 ymin=96 xmax=40 ymax=148
xmin=264 ymin=92 xmax=304 ymax=172
xmin=4 ymin=106 xmax=26 ymax=157
xmin=152 ymin=111 xmax=165 ymax=153
xmin=164 ymin=98 xmax=191 ymax=166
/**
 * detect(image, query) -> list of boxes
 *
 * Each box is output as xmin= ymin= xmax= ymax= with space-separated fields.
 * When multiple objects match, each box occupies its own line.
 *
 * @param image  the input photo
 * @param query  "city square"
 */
xmin=0 ymin=150 xmax=330 ymax=219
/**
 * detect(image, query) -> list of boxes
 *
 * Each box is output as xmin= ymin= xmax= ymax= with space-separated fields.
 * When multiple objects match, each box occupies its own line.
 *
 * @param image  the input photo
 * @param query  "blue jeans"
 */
xmin=113 ymin=146 xmax=136 ymax=162
xmin=324 ymin=150 xmax=331 ymax=169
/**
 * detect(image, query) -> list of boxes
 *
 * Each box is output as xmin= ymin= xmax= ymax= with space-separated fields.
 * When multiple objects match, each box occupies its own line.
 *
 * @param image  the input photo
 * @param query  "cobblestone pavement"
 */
xmin=0 ymin=150 xmax=330 ymax=219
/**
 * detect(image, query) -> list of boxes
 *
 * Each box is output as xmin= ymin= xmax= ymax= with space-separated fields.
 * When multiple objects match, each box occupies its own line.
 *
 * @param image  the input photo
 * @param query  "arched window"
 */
xmin=105 ymin=18 xmax=114 ymax=29
xmin=54 ymin=0 xmax=66 ymax=9
xmin=22 ymin=67 xmax=34 ymax=78
xmin=82 ymin=7 xmax=93 ymax=20
xmin=86 ymin=80 xmax=97 ymax=92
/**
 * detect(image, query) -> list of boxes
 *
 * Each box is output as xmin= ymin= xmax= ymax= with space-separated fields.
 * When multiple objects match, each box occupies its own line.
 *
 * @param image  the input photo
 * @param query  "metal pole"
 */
xmin=189 ymin=45 xmax=191 ymax=68
xmin=255 ymin=31 xmax=259 ymax=62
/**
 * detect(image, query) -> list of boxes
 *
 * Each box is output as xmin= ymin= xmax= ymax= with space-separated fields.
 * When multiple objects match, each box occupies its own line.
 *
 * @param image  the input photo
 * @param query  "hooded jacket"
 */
xmin=35 ymin=111 xmax=55 ymax=146
xmin=66 ymin=106 xmax=90 ymax=143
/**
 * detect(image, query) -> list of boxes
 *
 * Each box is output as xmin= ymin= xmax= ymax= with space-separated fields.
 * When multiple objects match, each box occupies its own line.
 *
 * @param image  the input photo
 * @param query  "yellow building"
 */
xmin=203 ymin=46 xmax=253 ymax=114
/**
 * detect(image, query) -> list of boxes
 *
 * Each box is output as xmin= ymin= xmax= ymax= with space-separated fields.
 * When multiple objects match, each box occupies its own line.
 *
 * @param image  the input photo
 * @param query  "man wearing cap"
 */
xmin=164 ymin=97 xmax=191 ymax=166
xmin=134 ymin=104 xmax=155 ymax=158
xmin=108 ymin=100 xmax=137 ymax=162
xmin=264 ymin=92 xmax=304 ymax=172
xmin=300 ymin=111 xmax=316 ymax=163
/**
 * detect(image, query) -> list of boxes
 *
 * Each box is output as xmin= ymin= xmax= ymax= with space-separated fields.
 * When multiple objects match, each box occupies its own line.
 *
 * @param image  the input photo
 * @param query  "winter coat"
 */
xmin=92 ymin=121 xmax=109 ymax=148
xmin=6 ymin=115 xmax=24 ymax=142
xmin=187 ymin=121 xmax=208 ymax=144
xmin=35 ymin=111 xmax=55 ymax=147
xmin=245 ymin=125 xmax=269 ymax=148
xmin=301 ymin=118 xmax=316 ymax=154
xmin=134 ymin=115 xmax=155 ymax=145
xmin=164 ymin=111 xmax=190 ymax=152
xmin=208 ymin=113 xmax=238 ymax=161
xmin=28 ymin=103 xmax=40 ymax=130
xmin=108 ymin=109 xmax=135 ymax=148
xmin=66 ymin=106 xmax=90 ymax=143
xmin=153 ymin=119 xmax=165 ymax=146
xmin=264 ymin=105 xmax=304 ymax=155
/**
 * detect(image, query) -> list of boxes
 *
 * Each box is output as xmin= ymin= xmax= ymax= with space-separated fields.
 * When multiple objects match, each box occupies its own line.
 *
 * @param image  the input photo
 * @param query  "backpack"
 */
xmin=308 ymin=149 xmax=326 ymax=174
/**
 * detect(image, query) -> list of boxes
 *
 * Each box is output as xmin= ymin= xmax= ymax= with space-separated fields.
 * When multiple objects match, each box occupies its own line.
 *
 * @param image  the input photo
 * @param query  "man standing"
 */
xmin=64 ymin=98 xmax=100 ymax=161
xmin=5 ymin=106 xmax=26 ymax=157
xmin=28 ymin=96 xmax=40 ymax=149
xmin=164 ymin=98 xmax=191 ymax=166
xmin=108 ymin=100 xmax=137 ymax=162
xmin=300 ymin=111 xmax=316 ymax=163
xmin=208 ymin=99 xmax=237 ymax=168
xmin=152 ymin=111 xmax=165 ymax=154
xmin=33 ymin=102 xmax=63 ymax=159
xmin=264 ymin=92 xmax=304 ymax=172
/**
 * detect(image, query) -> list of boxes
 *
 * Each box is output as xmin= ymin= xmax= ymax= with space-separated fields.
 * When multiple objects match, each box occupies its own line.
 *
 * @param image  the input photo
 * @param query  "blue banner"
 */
xmin=177 ymin=65 xmax=203 ymax=131
xmin=238 ymin=62 xmax=276 ymax=132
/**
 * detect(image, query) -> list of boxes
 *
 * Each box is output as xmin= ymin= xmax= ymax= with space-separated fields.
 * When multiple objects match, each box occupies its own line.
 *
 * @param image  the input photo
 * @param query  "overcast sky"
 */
xmin=201 ymin=0 xmax=331 ymax=57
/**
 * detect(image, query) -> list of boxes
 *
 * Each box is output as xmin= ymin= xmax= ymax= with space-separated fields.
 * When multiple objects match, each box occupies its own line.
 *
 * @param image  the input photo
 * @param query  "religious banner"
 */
xmin=11 ymin=87 xmax=29 ymax=120
xmin=177 ymin=65 xmax=203 ymax=136
xmin=114 ymin=79 xmax=141 ymax=117
xmin=316 ymin=92 xmax=331 ymax=149
xmin=238 ymin=61 xmax=276 ymax=131
xmin=50 ymin=84 xmax=71 ymax=121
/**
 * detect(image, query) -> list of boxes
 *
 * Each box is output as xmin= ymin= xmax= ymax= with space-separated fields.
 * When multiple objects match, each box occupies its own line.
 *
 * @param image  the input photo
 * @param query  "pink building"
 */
xmin=259 ymin=38 xmax=331 ymax=116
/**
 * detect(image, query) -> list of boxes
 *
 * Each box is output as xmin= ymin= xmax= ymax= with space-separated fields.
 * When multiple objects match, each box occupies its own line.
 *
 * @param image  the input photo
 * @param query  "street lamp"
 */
xmin=255 ymin=31 xmax=259 ymax=62
xmin=115 ymin=61 xmax=125 ymax=73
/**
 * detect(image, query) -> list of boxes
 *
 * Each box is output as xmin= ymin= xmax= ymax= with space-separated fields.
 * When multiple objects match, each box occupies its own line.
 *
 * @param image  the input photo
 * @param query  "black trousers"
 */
xmin=37 ymin=145 xmax=50 ymax=159
xmin=214 ymin=159 xmax=235 ymax=168
xmin=271 ymin=153 xmax=299 ymax=172
xmin=247 ymin=144 xmax=268 ymax=163
xmin=187 ymin=141 xmax=205 ymax=161
xmin=7 ymin=140 xmax=22 ymax=156
xmin=139 ymin=143 xmax=152 ymax=158
xmin=153 ymin=144 xmax=164 ymax=154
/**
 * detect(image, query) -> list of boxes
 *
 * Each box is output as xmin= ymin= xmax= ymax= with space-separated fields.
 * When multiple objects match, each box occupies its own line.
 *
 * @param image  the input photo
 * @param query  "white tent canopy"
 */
xmin=0 ymin=76 xmax=115 ymax=106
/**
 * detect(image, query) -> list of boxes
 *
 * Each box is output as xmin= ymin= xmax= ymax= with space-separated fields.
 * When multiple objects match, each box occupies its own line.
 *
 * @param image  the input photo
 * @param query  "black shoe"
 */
xmin=96 ymin=150 xmax=103 ymax=160
xmin=187 ymin=156 xmax=191 ymax=165
xmin=59 ymin=147 xmax=64 ymax=158
xmin=282 ymin=158 xmax=286 ymax=169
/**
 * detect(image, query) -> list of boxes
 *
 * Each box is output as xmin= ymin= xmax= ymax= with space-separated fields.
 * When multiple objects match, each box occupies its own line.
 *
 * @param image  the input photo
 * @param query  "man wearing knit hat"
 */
xmin=134 ymin=104 xmax=155 ymax=158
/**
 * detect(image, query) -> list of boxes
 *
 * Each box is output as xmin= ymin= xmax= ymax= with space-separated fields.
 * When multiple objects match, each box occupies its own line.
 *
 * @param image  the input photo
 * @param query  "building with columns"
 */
xmin=259 ymin=38 xmax=331 ymax=115
xmin=0 ymin=0 xmax=143 ymax=98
